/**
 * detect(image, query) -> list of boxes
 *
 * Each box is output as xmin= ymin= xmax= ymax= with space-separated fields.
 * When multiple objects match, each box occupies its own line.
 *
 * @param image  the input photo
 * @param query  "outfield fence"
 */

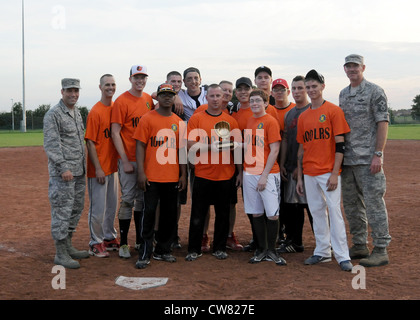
xmin=0 ymin=114 xmax=87 ymax=131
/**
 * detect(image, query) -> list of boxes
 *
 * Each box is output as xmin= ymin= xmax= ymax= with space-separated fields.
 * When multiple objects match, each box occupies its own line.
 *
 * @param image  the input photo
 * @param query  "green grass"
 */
xmin=0 ymin=125 xmax=419 ymax=148
xmin=0 ymin=130 xmax=44 ymax=147
xmin=388 ymin=124 xmax=420 ymax=140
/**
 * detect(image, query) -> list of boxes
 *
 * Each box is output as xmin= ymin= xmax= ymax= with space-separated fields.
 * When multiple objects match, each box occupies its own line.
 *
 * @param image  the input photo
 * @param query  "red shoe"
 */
xmin=104 ymin=238 xmax=120 ymax=251
xmin=226 ymin=232 xmax=243 ymax=251
xmin=201 ymin=234 xmax=210 ymax=253
xmin=89 ymin=243 xmax=110 ymax=258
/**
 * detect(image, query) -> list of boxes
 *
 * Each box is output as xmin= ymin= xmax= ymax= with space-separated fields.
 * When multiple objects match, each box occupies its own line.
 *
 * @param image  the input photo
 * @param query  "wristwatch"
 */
xmin=374 ymin=151 xmax=383 ymax=157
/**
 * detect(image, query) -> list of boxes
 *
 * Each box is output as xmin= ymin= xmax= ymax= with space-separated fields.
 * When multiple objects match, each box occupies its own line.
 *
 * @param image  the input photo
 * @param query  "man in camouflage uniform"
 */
xmin=339 ymin=54 xmax=391 ymax=267
xmin=43 ymin=78 xmax=89 ymax=269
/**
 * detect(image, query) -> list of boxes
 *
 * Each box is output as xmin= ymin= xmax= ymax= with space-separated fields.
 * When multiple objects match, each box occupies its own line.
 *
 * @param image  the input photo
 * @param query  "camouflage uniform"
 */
xmin=339 ymin=78 xmax=391 ymax=248
xmin=44 ymin=99 xmax=86 ymax=241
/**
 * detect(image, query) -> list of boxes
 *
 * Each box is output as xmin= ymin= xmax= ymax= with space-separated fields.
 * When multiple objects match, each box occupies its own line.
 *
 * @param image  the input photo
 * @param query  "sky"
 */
xmin=1 ymin=0 xmax=420 ymax=114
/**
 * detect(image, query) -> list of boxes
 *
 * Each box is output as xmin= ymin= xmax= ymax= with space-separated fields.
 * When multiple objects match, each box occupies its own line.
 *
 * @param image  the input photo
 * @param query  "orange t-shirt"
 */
xmin=266 ymin=104 xmax=280 ymax=124
xmin=243 ymin=114 xmax=281 ymax=175
xmin=232 ymin=107 xmax=253 ymax=132
xmin=85 ymin=101 xmax=118 ymax=178
xmin=274 ymin=102 xmax=295 ymax=137
xmin=194 ymin=104 xmax=229 ymax=115
xmin=187 ymin=111 xmax=241 ymax=181
xmin=233 ymin=104 xmax=279 ymax=133
xmin=297 ymin=101 xmax=350 ymax=176
xmin=133 ymin=110 xmax=185 ymax=183
xmin=111 ymin=91 xmax=154 ymax=162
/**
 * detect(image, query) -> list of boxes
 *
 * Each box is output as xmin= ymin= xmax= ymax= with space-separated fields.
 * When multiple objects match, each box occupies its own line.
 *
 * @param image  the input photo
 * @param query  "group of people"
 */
xmin=43 ymin=54 xmax=391 ymax=273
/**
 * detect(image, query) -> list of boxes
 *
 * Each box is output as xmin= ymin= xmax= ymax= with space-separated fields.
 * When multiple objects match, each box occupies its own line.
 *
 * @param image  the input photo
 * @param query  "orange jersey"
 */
xmin=266 ymin=104 xmax=280 ymax=124
xmin=273 ymin=102 xmax=295 ymax=136
xmin=243 ymin=114 xmax=281 ymax=175
xmin=85 ymin=101 xmax=118 ymax=178
xmin=187 ymin=111 xmax=241 ymax=181
xmin=297 ymin=101 xmax=350 ymax=176
xmin=194 ymin=104 xmax=229 ymax=115
xmin=232 ymin=107 xmax=253 ymax=132
xmin=111 ymin=91 xmax=154 ymax=161
xmin=233 ymin=104 xmax=279 ymax=132
xmin=133 ymin=110 xmax=185 ymax=183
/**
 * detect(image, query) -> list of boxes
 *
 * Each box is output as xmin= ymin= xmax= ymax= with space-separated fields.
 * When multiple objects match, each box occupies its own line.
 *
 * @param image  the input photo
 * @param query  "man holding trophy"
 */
xmin=185 ymin=84 xmax=242 ymax=261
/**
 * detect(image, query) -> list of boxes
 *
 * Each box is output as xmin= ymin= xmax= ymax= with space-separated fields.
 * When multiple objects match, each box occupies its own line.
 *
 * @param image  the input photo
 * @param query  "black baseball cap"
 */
xmin=254 ymin=66 xmax=272 ymax=78
xmin=235 ymin=77 xmax=252 ymax=88
xmin=305 ymin=69 xmax=325 ymax=84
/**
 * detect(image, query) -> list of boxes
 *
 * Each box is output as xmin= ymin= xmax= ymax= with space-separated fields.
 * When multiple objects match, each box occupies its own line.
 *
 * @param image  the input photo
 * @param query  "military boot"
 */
xmin=359 ymin=247 xmax=389 ymax=267
xmin=349 ymin=244 xmax=369 ymax=259
xmin=54 ymin=239 xmax=80 ymax=269
xmin=66 ymin=232 xmax=89 ymax=259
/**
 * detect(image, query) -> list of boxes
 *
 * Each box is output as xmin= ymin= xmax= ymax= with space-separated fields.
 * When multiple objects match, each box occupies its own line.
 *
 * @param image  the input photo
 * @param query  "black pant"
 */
xmin=138 ymin=182 xmax=178 ymax=260
xmin=283 ymin=203 xmax=313 ymax=246
xmin=188 ymin=177 xmax=232 ymax=254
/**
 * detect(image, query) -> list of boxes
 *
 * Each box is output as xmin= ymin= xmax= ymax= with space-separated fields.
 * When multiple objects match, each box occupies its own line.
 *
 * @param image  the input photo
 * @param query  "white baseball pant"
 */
xmin=304 ymin=173 xmax=350 ymax=263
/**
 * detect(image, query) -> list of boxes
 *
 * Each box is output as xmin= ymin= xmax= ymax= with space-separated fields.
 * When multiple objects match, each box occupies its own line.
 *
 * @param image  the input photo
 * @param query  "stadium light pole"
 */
xmin=21 ymin=0 xmax=27 ymax=132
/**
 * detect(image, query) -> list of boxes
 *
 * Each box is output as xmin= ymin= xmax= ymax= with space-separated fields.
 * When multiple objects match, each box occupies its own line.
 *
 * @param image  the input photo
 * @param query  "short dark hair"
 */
xmin=292 ymin=75 xmax=305 ymax=83
xmin=166 ymin=71 xmax=182 ymax=80
xmin=100 ymin=74 xmax=113 ymax=85
xmin=249 ymin=89 xmax=268 ymax=103
xmin=183 ymin=67 xmax=201 ymax=79
xmin=206 ymin=83 xmax=221 ymax=92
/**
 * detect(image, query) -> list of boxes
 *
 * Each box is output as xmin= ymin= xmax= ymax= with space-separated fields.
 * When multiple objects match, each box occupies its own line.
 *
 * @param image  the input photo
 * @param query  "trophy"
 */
xmin=214 ymin=121 xmax=234 ymax=149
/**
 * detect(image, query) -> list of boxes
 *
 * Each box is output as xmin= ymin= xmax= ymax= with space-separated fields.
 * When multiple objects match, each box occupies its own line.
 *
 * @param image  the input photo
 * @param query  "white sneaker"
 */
xmin=119 ymin=244 xmax=131 ymax=259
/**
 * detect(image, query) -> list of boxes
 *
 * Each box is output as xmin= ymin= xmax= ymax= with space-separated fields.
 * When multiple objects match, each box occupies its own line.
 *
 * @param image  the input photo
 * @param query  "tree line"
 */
xmin=0 ymin=102 xmax=89 ymax=130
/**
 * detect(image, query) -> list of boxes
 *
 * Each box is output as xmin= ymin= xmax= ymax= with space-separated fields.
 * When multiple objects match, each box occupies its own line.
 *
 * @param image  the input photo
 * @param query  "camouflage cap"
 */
xmin=61 ymin=78 xmax=81 ymax=89
xmin=344 ymin=54 xmax=364 ymax=66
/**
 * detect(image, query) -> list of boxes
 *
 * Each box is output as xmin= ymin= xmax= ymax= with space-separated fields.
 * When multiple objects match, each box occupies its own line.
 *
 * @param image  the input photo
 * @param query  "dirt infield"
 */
xmin=0 ymin=140 xmax=419 ymax=301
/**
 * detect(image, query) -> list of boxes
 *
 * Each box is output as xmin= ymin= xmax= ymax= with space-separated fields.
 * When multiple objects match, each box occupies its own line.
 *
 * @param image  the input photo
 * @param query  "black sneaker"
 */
xmin=171 ymin=236 xmax=182 ymax=249
xmin=153 ymin=253 xmax=177 ymax=263
xmin=135 ymin=258 xmax=150 ymax=269
xmin=185 ymin=252 xmax=202 ymax=261
xmin=249 ymin=250 xmax=267 ymax=264
xmin=266 ymin=250 xmax=287 ymax=266
xmin=212 ymin=250 xmax=228 ymax=260
xmin=243 ymin=239 xmax=257 ymax=252
xmin=277 ymin=242 xmax=304 ymax=253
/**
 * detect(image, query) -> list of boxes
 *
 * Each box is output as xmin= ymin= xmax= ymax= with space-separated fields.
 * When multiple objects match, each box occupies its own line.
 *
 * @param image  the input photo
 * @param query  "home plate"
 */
xmin=115 ymin=276 xmax=168 ymax=290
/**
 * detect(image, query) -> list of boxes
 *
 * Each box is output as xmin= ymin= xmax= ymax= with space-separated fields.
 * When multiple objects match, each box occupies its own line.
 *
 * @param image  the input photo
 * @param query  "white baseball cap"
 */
xmin=130 ymin=65 xmax=148 ymax=77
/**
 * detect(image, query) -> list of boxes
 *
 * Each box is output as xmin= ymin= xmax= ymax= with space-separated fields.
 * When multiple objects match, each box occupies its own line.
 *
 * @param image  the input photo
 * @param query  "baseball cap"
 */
xmin=272 ymin=78 xmax=289 ymax=89
xmin=62 ymin=78 xmax=81 ymax=89
xmin=130 ymin=65 xmax=148 ymax=77
xmin=344 ymin=54 xmax=364 ymax=66
xmin=157 ymin=83 xmax=177 ymax=95
xmin=305 ymin=70 xmax=325 ymax=84
xmin=235 ymin=77 xmax=253 ymax=88
xmin=183 ymin=67 xmax=201 ymax=78
xmin=254 ymin=66 xmax=272 ymax=78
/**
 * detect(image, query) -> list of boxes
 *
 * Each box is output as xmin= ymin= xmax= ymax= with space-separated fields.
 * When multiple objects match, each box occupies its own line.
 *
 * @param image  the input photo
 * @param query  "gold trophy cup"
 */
xmin=214 ymin=121 xmax=233 ymax=149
